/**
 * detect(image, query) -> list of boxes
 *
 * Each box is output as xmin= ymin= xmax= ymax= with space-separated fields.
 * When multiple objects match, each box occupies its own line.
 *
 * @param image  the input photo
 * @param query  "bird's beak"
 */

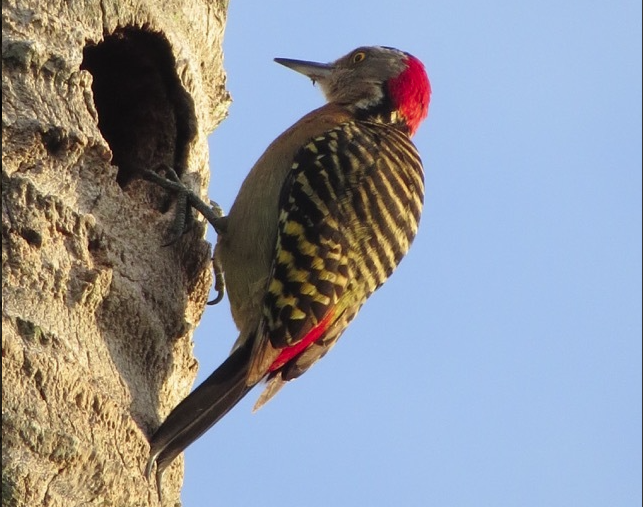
xmin=274 ymin=57 xmax=333 ymax=84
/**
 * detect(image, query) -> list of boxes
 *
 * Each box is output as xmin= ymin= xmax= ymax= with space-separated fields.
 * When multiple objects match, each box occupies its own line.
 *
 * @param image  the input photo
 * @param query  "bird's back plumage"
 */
xmin=249 ymin=119 xmax=424 ymax=392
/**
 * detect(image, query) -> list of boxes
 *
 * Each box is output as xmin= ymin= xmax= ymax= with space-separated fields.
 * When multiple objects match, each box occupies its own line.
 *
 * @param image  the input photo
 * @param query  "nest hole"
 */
xmin=81 ymin=27 xmax=196 ymax=187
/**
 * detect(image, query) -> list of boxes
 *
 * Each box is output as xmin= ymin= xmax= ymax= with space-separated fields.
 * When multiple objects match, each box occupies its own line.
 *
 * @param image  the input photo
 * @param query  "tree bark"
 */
xmin=2 ymin=1 xmax=229 ymax=505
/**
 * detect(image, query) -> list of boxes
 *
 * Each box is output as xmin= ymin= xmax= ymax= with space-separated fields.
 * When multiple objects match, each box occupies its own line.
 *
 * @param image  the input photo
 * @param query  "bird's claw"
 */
xmin=207 ymin=255 xmax=225 ymax=305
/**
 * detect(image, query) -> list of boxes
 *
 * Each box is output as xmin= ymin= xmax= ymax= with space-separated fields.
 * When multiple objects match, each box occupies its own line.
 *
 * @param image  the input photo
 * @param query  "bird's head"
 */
xmin=275 ymin=46 xmax=431 ymax=136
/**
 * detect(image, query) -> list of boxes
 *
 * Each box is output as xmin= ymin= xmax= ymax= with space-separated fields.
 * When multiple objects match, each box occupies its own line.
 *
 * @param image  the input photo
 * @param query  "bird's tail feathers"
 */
xmin=145 ymin=340 xmax=254 ymax=497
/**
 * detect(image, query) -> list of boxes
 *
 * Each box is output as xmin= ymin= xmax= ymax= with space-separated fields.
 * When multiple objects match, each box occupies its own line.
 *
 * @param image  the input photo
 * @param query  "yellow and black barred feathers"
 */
xmin=260 ymin=118 xmax=424 ymax=380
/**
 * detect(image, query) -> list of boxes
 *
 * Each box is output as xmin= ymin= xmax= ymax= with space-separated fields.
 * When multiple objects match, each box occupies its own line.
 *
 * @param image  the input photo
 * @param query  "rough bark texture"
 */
xmin=2 ymin=1 xmax=230 ymax=505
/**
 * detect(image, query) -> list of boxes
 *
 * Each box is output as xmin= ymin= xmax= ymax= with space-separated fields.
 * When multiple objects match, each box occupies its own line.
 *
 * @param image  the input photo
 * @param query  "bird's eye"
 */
xmin=352 ymin=52 xmax=366 ymax=64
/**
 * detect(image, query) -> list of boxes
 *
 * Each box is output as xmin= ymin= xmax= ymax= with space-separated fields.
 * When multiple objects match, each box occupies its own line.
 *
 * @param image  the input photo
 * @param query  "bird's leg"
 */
xmin=143 ymin=164 xmax=227 ymax=304
xmin=142 ymin=164 xmax=224 ymax=234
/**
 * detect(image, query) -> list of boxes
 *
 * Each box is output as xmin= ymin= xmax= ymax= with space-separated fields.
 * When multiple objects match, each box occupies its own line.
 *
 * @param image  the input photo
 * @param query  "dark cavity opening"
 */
xmin=81 ymin=27 xmax=196 ymax=187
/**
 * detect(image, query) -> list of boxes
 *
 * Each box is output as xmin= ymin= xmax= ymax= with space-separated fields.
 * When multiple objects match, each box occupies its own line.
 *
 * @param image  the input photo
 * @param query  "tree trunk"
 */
xmin=2 ymin=1 xmax=229 ymax=505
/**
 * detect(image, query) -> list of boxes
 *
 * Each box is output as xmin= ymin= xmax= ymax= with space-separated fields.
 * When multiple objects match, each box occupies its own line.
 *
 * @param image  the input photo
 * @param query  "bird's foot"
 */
xmin=143 ymin=165 xmax=226 ymax=304
xmin=143 ymin=164 xmax=224 ymax=242
xmin=208 ymin=253 xmax=225 ymax=305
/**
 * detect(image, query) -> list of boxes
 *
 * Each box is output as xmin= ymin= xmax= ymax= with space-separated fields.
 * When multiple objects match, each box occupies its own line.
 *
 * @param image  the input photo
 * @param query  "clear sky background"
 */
xmin=181 ymin=1 xmax=642 ymax=505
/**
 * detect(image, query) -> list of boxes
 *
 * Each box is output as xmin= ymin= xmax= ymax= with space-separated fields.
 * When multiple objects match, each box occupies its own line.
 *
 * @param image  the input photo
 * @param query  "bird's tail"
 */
xmin=145 ymin=340 xmax=254 ymax=498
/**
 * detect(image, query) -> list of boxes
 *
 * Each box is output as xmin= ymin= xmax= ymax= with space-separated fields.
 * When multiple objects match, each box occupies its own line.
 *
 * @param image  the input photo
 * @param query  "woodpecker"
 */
xmin=145 ymin=46 xmax=431 ymax=498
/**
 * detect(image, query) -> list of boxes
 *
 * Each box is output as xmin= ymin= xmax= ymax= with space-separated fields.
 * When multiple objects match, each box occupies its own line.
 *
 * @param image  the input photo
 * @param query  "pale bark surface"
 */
xmin=2 ymin=1 xmax=229 ymax=505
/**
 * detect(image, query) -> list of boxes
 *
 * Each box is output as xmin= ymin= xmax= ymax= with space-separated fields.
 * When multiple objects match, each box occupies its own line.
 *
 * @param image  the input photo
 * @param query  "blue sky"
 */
xmin=180 ymin=1 xmax=642 ymax=505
